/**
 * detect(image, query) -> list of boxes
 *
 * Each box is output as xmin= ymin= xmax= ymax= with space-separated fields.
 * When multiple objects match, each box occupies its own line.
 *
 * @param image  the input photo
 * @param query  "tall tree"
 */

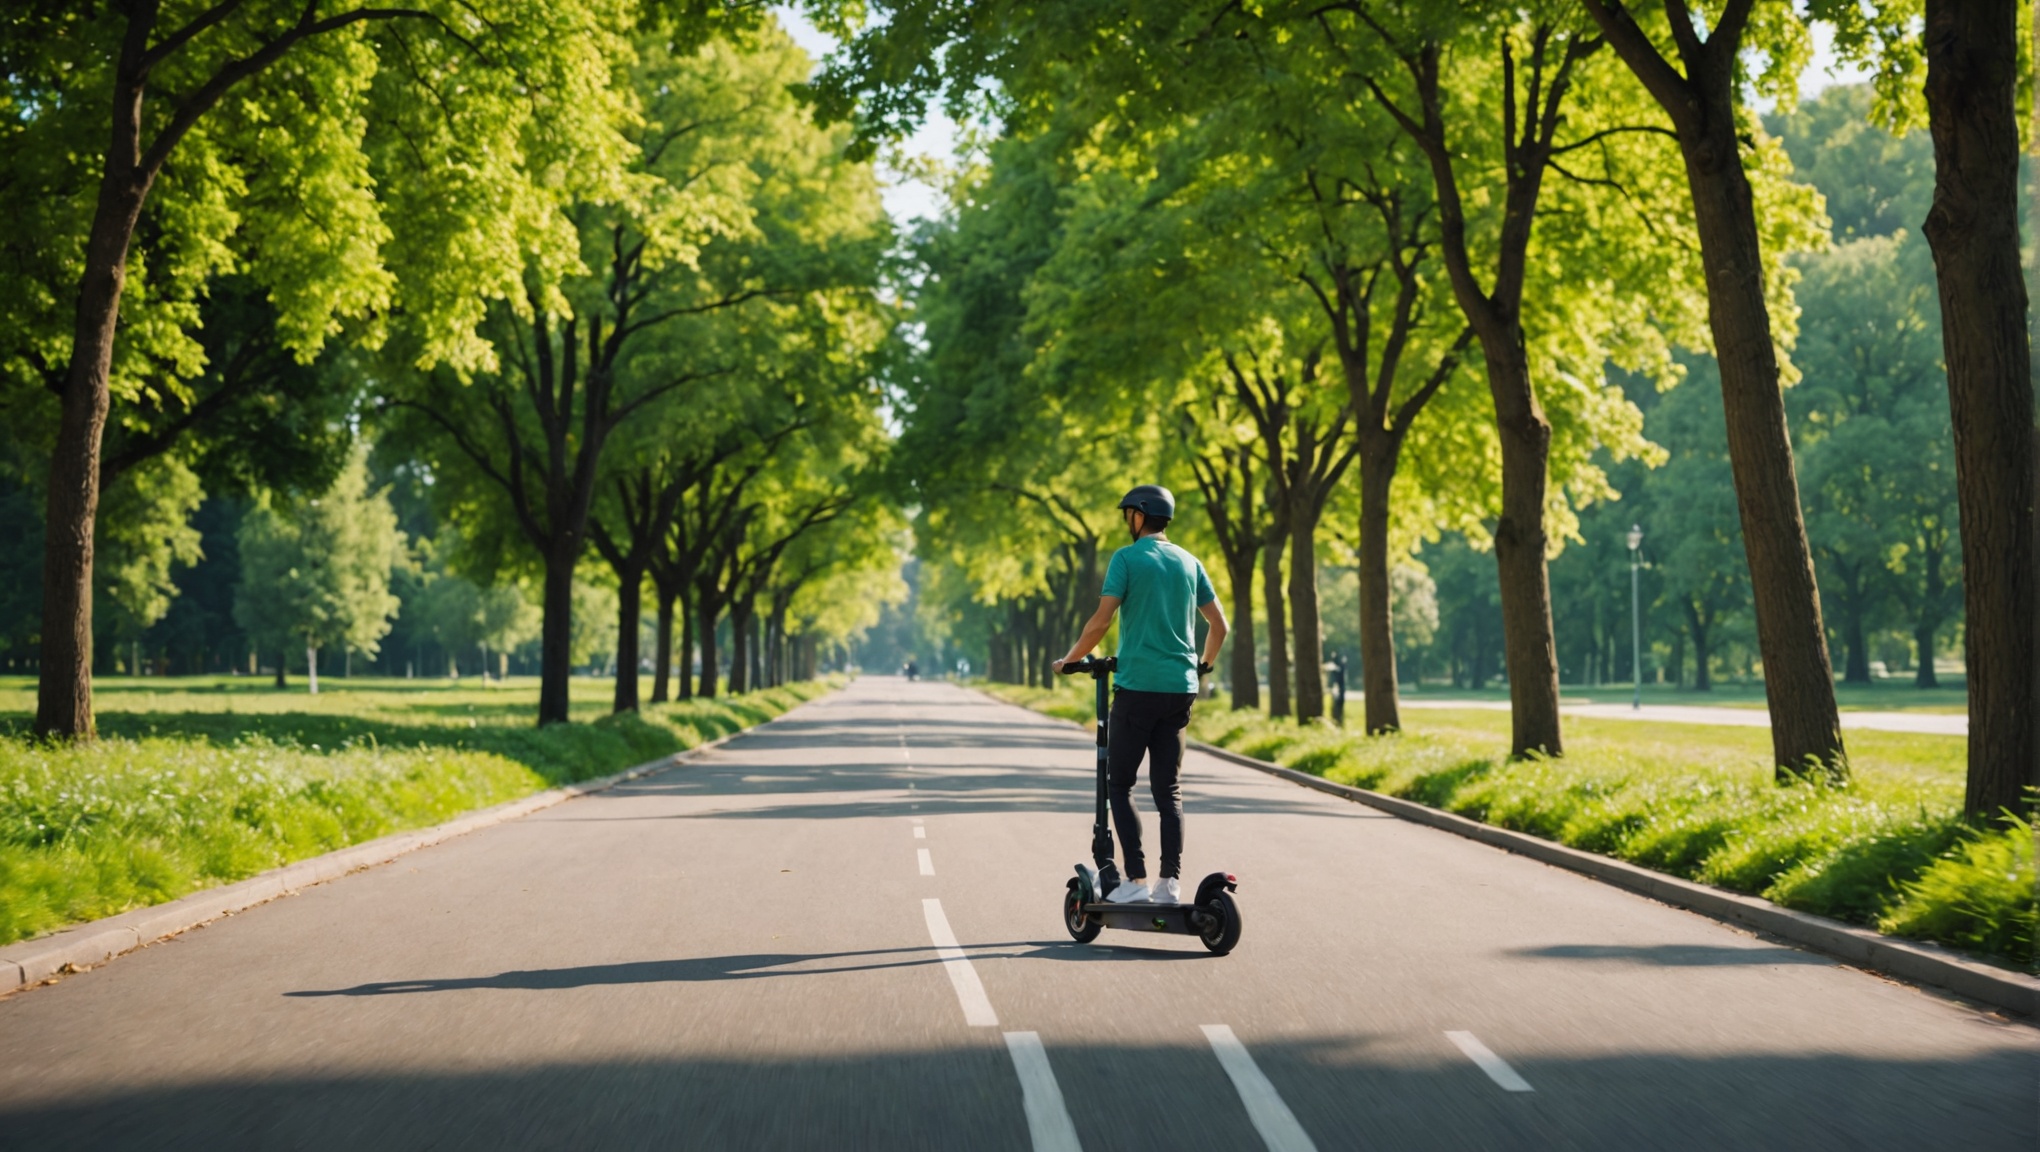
xmin=1579 ymin=0 xmax=1849 ymax=779
xmin=1918 ymin=0 xmax=2037 ymax=820
xmin=232 ymin=451 xmax=403 ymax=692
xmin=1349 ymin=11 xmax=1601 ymax=757
xmin=590 ymin=463 xmax=687 ymax=711
xmin=385 ymin=26 xmax=884 ymax=723
xmin=3 ymin=0 xmax=636 ymax=737
xmin=1184 ymin=416 xmax=1267 ymax=711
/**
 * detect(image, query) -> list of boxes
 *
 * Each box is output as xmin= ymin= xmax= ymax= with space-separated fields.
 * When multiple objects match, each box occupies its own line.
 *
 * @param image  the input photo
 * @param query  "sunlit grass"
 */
xmin=981 ymin=679 xmax=2029 ymax=971
xmin=1396 ymin=678 xmax=1970 ymax=714
xmin=0 ymin=676 xmax=839 ymax=946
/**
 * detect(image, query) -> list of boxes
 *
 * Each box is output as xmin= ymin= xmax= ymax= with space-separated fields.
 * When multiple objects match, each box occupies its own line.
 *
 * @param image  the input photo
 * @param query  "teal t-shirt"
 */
xmin=1102 ymin=535 xmax=1216 ymax=693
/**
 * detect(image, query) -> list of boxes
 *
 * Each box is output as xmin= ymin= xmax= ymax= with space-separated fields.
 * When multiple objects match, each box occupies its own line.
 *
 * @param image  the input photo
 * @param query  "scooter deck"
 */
xmin=1079 ymin=901 xmax=1211 ymax=935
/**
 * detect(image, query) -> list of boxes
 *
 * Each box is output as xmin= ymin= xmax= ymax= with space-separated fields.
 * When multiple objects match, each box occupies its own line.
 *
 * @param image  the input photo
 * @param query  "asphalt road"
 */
xmin=0 ymin=676 xmax=2031 ymax=1150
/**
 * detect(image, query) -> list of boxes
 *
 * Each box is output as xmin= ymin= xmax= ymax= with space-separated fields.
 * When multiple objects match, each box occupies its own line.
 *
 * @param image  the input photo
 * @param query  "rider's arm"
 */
xmin=1197 ymin=599 xmax=1228 ymax=670
xmin=1054 ymin=596 xmax=1122 ymax=671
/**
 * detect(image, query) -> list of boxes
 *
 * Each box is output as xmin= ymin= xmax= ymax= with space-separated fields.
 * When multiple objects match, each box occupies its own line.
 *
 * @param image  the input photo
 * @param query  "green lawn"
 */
xmin=1395 ymin=678 xmax=1970 ymax=714
xmin=982 ymin=679 xmax=2031 ymax=972
xmin=0 ymin=674 xmax=838 ymax=947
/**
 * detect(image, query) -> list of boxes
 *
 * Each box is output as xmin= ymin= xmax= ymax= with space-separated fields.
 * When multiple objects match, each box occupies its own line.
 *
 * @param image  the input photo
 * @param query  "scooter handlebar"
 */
xmin=1058 ymin=656 xmax=1117 ymax=675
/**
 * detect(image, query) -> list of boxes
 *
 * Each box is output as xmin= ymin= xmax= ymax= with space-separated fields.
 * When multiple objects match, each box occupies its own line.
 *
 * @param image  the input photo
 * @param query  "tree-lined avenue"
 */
xmin=0 ymin=678 xmax=2028 ymax=1150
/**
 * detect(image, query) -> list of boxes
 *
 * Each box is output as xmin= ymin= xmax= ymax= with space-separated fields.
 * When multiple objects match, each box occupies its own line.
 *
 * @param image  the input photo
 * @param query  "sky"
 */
xmin=772 ymin=7 xmax=957 ymax=230
xmin=772 ymin=9 xmax=1876 ymax=236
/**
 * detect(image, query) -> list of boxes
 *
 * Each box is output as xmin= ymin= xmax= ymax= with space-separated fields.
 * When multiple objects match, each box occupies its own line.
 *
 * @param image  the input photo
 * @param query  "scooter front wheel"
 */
xmin=1198 ymin=889 xmax=1242 ymax=955
xmin=1064 ymin=880 xmax=1103 ymax=943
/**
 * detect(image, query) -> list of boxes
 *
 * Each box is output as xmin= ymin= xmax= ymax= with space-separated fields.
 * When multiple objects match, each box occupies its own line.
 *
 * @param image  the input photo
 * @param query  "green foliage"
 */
xmin=97 ymin=455 xmax=206 ymax=639
xmin=0 ymin=0 xmax=641 ymax=423
xmin=407 ymin=563 xmax=542 ymax=670
xmin=0 ymin=675 xmax=837 ymax=944
xmin=233 ymin=451 xmax=403 ymax=662
xmin=1880 ymin=814 xmax=2036 ymax=963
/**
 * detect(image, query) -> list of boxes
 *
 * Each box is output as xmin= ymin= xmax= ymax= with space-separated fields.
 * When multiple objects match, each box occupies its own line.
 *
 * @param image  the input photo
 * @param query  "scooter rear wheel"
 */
xmin=1064 ymin=880 xmax=1103 ymax=943
xmin=1198 ymin=889 xmax=1241 ymax=954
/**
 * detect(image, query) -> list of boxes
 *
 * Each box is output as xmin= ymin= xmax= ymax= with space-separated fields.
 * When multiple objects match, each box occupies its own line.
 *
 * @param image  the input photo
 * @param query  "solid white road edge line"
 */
xmin=1201 ymin=1024 xmax=1318 ymax=1152
xmin=1004 ymin=1032 xmax=1084 ymax=1152
xmin=1445 ymin=1031 xmax=1534 ymax=1092
xmin=918 ymin=848 xmax=935 ymax=875
xmin=923 ymin=899 xmax=998 ymax=1026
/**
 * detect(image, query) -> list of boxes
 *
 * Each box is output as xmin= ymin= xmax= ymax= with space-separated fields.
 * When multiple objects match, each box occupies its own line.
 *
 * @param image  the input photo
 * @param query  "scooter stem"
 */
xmin=1090 ymin=661 xmax=1114 ymax=871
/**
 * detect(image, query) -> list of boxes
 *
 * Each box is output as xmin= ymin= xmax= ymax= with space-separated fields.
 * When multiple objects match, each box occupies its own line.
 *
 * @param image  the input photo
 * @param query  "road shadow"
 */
xmin=286 ymin=940 xmax=1216 ymax=998
xmin=592 ymin=755 xmax=1364 ymax=822
xmin=2 ymin=1042 xmax=2029 ymax=1151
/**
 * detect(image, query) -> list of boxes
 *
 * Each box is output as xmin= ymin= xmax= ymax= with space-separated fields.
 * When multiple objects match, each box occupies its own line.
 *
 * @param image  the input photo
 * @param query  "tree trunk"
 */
xmin=1842 ymin=600 xmax=1871 ymax=684
xmin=1288 ymin=509 xmax=1326 ymax=722
xmin=613 ymin=566 xmax=643 ymax=712
xmin=1681 ymin=121 xmax=1846 ymax=778
xmin=537 ymin=545 xmax=576 ymax=725
xmin=729 ymin=601 xmax=751 ymax=694
xmin=652 ymin=586 xmax=675 ymax=704
xmin=1261 ymin=532 xmax=1290 ymax=718
xmin=275 ymin=651 xmax=286 ymax=689
xmin=697 ymin=602 xmax=721 ymax=698
xmin=307 ymin=644 xmax=319 ymax=695
xmin=1922 ymin=0 xmax=2038 ymax=820
xmin=35 ymin=47 xmax=158 ymax=739
xmin=1486 ymin=339 xmax=1565 ymax=757
xmin=752 ymin=611 xmax=765 ymax=692
xmin=1685 ymin=601 xmax=1713 ymax=692
xmin=1226 ymin=553 xmax=1259 ymax=710
xmin=1915 ymin=617 xmax=1942 ymax=689
xmin=679 ymin=593 xmax=696 ymax=700
xmin=1357 ymin=452 xmax=1401 ymax=733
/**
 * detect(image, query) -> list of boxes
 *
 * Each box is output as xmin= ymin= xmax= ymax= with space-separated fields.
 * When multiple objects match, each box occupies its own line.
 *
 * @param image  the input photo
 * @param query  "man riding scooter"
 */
xmin=1053 ymin=485 xmax=1228 ymax=905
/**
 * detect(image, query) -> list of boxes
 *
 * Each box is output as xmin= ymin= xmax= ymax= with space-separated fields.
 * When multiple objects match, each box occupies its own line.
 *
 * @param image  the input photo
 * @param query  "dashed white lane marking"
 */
xmin=1445 ymin=1031 xmax=1533 ymax=1092
xmin=1004 ymin=1032 xmax=1083 ymax=1152
xmin=923 ymin=899 xmax=998 ymax=1026
xmin=914 ymin=826 xmax=926 ymax=839
xmin=918 ymin=848 xmax=935 ymax=875
xmin=1201 ymin=1025 xmax=1318 ymax=1152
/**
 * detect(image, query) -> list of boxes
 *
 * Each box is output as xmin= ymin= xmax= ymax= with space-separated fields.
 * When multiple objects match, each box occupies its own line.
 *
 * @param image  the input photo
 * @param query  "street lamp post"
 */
xmin=1627 ymin=524 xmax=1643 ymax=710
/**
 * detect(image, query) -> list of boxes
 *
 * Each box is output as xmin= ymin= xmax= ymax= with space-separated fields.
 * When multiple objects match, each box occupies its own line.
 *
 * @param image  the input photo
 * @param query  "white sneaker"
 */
xmin=1107 ymin=880 xmax=1151 ymax=904
xmin=1151 ymin=877 xmax=1182 ymax=904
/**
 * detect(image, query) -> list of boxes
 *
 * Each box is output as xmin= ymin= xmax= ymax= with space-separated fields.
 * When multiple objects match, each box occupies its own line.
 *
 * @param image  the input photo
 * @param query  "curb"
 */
xmin=0 ymin=699 xmax=815 ymax=996
xmin=1187 ymin=739 xmax=2040 ymax=1019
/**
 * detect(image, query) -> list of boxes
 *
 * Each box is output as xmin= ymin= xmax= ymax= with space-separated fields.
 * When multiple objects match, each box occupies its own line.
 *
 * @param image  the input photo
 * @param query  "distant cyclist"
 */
xmin=1053 ymin=485 xmax=1227 ymax=904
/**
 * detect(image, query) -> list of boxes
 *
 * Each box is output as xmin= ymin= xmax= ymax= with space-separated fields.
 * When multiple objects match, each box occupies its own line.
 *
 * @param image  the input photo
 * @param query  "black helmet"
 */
xmin=1117 ymin=484 xmax=1175 ymax=519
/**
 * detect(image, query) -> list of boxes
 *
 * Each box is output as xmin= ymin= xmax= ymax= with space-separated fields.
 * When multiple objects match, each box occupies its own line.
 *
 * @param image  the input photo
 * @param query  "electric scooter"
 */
xmin=1058 ymin=655 xmax=1242 ymax=954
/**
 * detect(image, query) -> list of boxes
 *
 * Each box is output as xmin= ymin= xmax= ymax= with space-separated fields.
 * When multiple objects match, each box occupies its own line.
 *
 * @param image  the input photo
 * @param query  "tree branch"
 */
xmin=141 ymin=5 xmax=437 ymax=182
xmin=141 ymin=0 xmax=250 ymax=72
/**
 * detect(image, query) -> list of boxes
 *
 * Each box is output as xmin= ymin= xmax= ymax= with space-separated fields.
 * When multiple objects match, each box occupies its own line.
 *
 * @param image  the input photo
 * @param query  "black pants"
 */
xmin=1108 ymin=688 xmax=1194 ymax=881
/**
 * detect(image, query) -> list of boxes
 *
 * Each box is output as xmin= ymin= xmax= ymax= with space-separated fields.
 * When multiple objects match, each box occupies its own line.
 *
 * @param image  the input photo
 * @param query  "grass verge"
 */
xmin=980 ymin=680 xmax=2033 ymax=972
xmin=0 ymin=676 xmax=837 ymax=946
